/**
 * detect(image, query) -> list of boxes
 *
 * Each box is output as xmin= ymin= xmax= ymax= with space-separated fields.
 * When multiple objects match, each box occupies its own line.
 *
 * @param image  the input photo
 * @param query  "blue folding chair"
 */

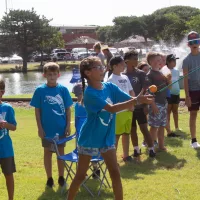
xmin=46 ymin=116 xmax=111 ymax=197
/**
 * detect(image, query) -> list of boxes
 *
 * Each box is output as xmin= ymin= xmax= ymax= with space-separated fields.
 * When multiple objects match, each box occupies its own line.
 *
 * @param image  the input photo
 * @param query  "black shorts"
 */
xmin=132 ymin=108 xmax=147 ymax=127
xmin=188 ymin=90 xmax=200 ymax=111
xmin=0 ymin=157 xmax=16 ymax=175
xmin=167 ymin=94 xmax=180 ymax=104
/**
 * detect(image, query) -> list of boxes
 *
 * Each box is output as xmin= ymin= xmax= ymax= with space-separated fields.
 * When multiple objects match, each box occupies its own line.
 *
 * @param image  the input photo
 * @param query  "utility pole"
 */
xmin=5 ymin=0 xmax=8 ymax=13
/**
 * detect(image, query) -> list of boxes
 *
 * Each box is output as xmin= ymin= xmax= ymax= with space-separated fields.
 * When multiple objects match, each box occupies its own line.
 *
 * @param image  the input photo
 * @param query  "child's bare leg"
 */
xmin=115 ymin=135 xmax=121 ymax=150
xmin=190 ymin=111 xmax=198 ymax=139
xmin=57 ymin=146 xmax=64 ymax=177
xmin=44 ymin=148 xmax=53 ymax=178
xmin=131 ymin=126 xmax=138 ymax=147
xmin=158 ymin=126 xmax=165 ymax=149
xmin=101 ymin=149 xmax=123 ymax=200
xmin=166 ymin=104 xmax=172 ymax=134
xmin=4 ymin=173 xmax=14 ymax=200
xmin=67 ymin=154 xmax=91 ymax=200
xmin=122 ymin=134 xmax=129 ymax=158
xmin=150 ymin=126 xmax=158 ymax=141
xmin=172 ymin=104 xmax=179 ymax=129
xmin=139 ymin=123 xmax=153 ymax=147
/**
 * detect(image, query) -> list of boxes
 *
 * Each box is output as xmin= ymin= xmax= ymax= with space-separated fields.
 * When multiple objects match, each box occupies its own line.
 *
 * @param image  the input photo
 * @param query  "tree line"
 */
xmin=96 ymin=6 xmax=200 ymax=45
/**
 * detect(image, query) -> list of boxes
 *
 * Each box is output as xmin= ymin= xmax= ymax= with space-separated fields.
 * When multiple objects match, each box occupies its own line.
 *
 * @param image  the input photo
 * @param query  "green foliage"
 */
xmin=96 ymin=6 xmax=200 ymax=45
xmin=0 ymin=9 xmax=64 ymax=72
xmin=186 ymin=14 xmax=200 ymax=34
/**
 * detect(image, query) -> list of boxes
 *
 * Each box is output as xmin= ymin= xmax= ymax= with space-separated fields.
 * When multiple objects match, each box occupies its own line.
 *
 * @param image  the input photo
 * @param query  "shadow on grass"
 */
xmin=120 ymin=151 xmax=186 ymax=179
xmin=37 ymin=178 xmax=113 ymax=200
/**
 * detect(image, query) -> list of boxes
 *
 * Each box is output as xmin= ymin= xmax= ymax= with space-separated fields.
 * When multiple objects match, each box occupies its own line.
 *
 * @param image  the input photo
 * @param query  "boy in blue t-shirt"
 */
xmin=30 ymin=62 xmax=73 ymax=188
xmin=0 ymin=79 xmax=17 ymax=200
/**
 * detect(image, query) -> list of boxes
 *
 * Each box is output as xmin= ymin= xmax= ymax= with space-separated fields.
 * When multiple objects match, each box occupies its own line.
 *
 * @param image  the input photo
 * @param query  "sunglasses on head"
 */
xmin=188 ymin=40 xmax=200 ymax=45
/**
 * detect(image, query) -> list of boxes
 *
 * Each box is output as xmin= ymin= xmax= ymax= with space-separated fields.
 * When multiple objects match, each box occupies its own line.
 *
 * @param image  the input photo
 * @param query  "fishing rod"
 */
xmin=157 ymin=66 xmax=200 ymax=93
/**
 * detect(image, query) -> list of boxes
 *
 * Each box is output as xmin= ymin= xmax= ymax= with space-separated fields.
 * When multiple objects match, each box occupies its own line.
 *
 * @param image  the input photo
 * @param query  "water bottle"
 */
xmin=54 ymin=133 xmax=59 ymax=142
xmin=50 ymin=133 xmax=59 ymax=152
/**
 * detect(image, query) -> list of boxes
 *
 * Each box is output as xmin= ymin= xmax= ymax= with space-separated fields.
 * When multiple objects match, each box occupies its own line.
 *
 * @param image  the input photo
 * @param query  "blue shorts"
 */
xmin=77 ymin=145 xmax=115 ymax=157
xmin=148 ymin=103 xmax=167 ymax=127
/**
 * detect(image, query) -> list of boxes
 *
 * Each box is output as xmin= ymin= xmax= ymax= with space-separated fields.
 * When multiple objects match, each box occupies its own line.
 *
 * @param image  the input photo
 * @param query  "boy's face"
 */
xmin=127 ymin=55 xmax=138 ymax=68
xmin=150 ymin=56 xmax=162 ymax=69
xmin=44 ymin=70 xmax=60 ymax=85
xmin=188 ymin=40 xmax=200 ymax=52
xmin=113 ymin=61 xmax=126 ymax=73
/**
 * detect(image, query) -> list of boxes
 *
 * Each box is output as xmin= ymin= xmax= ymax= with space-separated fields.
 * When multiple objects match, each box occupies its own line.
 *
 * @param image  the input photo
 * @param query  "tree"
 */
xmin=186 ymin=14 xmax=200 ymax=34
xmin=0 ymin=8 xmax=64 ymax=72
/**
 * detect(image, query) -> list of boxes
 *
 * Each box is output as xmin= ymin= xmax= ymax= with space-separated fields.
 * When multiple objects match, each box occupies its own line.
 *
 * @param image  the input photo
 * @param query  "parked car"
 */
xmin=33 ymin=53 xmax=51 ymax=62
xmin=71 ymin=48 xmax=87 ymax=60
xmin=77 ymin=52 xmax=91 ymax=60
xmin=51 ymin=49 xmax=71 ymax=61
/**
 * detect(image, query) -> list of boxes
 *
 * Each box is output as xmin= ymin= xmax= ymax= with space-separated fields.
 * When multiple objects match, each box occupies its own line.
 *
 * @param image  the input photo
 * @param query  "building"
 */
xmin=55 ymin=25 xmax=98 ymax=49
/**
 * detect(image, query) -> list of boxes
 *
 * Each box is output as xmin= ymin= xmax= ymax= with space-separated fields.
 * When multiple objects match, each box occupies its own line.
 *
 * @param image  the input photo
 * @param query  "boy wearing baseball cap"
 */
xmin=182 ymin=31 xmax=200 ymax=148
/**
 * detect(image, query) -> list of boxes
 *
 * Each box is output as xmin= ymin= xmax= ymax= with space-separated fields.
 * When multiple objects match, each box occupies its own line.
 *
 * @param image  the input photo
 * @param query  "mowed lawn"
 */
xmin=1 ymin=106 xmax=200 ymax=200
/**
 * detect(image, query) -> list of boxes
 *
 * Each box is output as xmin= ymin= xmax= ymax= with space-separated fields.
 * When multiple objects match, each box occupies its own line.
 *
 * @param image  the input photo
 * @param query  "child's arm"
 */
xmin=104 ymin=95 xmax=153 ymax=114
xmin=0 ymin=121 xmax=16 ymax=131
xmin=35 ymin=108 xmax=45 ymax=139
xmin=129 ymin=90 xmax=135 ymax=97
xmin=65 ymin=107 xmax=71 ymax=136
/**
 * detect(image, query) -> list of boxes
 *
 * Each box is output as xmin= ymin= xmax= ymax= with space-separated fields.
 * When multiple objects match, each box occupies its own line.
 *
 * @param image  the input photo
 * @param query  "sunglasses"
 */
xmin=188 ymin=40 xmax=200 ymax=45
xmin=91 ymin=66 xmax=105 ymax=70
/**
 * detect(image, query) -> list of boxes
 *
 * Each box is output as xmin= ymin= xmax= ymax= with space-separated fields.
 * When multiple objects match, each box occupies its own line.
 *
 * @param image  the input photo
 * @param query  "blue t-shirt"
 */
xmin=0 ymin=103 xmax=17 ymax=158
xmin=30 ymin=84 xmax=73 ymax=138
xmin=78 ymin=82 xmax=131 ymax=148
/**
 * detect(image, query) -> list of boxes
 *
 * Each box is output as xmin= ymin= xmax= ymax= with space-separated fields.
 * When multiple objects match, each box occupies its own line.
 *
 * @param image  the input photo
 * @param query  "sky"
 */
xmin=0 ymin=0 xmax=200 ymax=26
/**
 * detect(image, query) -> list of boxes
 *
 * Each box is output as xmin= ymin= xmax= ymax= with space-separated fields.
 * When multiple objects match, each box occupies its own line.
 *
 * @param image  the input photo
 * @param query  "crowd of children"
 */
xmin=1 ymin=31 xmax=200 ymax=200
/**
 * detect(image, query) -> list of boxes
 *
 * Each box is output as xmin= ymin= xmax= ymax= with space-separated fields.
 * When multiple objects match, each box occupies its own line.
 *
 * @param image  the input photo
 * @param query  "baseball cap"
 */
xmin=109 ymin=56 xmax=124 ymax=67
xmin=72 ymin=83 xmax=83 ymax=97
xmin=166 ymin=54 xmax=179 ymax=63
xmin=188 ymin=31 xmax=200 ymax=42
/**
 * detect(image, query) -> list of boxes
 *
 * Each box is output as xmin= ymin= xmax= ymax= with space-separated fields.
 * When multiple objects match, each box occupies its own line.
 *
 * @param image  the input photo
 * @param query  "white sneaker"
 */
xmin=191 ymin=142 xmax=200 ymax=149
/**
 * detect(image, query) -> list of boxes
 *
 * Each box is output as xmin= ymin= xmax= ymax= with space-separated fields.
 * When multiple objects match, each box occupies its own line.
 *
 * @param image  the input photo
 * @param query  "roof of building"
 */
xmin=66 ymin=36 xmax=100 ymax=45
xmin=119 ymin=35 xmax=153 ymax=43
xmin=54 ymin=25 xmax=98 ymax=30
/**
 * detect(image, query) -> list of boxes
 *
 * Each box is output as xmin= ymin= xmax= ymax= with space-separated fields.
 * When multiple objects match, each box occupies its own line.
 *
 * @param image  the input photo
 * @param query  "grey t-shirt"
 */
xmin=125 ymin=69 xmax=147 ymax=108
xmin=182 ymin=53 xmax=200 ymax=91
xmin=147 ymin=70 xmax=168 ymax=105
xmin=97 ymin=52 xmax=106 ymax=66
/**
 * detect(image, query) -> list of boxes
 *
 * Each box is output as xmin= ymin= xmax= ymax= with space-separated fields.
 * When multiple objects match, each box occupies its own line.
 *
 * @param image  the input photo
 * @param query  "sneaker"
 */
xmin=142 ymin=141 xmax=147 ymax=147
xmin=167 ymin=132 xmax=180 ymax=137
xmin=176 ymin=128 xmax=183 ymax=132
xmin=123 ymin=156 xmax=133 ymax=162
xmin=133 ymin=149 xmax=141 ymax=157
xmin=149 ymin=149 xmax=156 ymax=158
xmin=92 ymin=169 xmax=100 ymax=179
xmin=46 ymin=177 xmax=54 ymax=188
xmin=154 ymin=140 xmax=158 ymax=147
xmin=58 ymin=176 xmax=65 ymax=187
xmin=191 ymin=142 xmax=200 ymax=149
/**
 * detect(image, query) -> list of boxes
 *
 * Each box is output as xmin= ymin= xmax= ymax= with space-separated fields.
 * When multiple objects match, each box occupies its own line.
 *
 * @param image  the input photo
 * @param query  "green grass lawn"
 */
xmin=0 ymin=106 xmax=199 ymax=200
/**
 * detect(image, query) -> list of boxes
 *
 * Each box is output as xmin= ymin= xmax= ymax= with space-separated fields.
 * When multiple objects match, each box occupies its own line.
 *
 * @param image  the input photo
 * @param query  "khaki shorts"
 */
xmin=115 ymin=111 xmax=132 ymax=135
xmin=0 ymin=157 xmax=16 ymax=175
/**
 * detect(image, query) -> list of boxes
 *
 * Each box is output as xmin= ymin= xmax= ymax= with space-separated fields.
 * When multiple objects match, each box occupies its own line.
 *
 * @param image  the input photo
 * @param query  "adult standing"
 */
xmin=93 ymin=42 xmax=106 ymax=66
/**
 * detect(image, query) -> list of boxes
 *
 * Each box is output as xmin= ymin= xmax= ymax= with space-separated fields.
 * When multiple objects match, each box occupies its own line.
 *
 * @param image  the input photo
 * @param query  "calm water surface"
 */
xmin=0 ymin=71 xmax=73 ymax=96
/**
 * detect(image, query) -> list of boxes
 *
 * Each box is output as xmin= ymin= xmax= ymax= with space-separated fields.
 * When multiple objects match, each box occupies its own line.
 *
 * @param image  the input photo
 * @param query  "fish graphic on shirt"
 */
xmin=45 ymin=95 xmax=65 ymax=116
xmin=99 ymin=97 xmax=113 ymax=126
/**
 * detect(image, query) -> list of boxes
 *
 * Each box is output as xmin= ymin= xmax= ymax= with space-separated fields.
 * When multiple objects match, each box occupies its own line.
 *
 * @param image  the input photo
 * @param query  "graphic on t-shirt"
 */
xmin=132 ymin=77 xmax=139 ymax=83
xmin=99 ymin=97 xmax=113 ymax=126
xmin=45 ymin=94 xmax=65 ymax=116
xmin=0 ymin=112 xmax=7 ymax=140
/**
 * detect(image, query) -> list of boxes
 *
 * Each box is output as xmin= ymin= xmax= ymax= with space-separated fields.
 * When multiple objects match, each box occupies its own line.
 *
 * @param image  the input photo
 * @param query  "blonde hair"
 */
xmin=146 ymin=52 xmax=160 ymax=65
xmin=43 ymin=62 xmax=60 ymax=74
xmin=93 ymin=42 xmax=102 ymax=50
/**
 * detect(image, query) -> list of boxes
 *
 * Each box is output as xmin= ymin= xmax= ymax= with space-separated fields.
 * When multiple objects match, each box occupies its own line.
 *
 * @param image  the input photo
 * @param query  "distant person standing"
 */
xmin=93 ymin=42 xmax=106 ymax=66
xmin=119 ymin=49 xmax=124 ymax=57
xmin=102 ymin=45 xmax=114 ymax=78
xmin=182 ymin=31 xmax=200 ymax=148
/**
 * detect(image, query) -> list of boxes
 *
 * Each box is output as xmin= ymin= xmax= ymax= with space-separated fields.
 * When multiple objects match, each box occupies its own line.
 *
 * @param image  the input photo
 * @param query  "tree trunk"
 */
xmin=22 ymin=50 xmax=28 ymax=73
xmin=40 ymin=50 xmax=44 ymax=66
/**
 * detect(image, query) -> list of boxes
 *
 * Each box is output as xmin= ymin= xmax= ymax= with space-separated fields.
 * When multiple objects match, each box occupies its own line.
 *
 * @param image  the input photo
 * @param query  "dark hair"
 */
xmin=124 ymin=50 xmax=138 ymax=61
xmin=138 ymin=62 xmax=149 ymax=70
xmin=146 ymin=52 xmax=160 ymax=65
xmin=80 ymin=56 xmax=101 ymax=93
xmin=109 ymin=56 xmax=124 ymax=70
xmin=43 ymin=62 xmax=60 ymax=73
xmin=0 ymin=79 xmax=5 ymax=90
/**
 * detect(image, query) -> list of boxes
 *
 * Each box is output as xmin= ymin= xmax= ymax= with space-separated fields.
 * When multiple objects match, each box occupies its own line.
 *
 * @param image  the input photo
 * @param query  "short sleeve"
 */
xmin=127 ymin=77 xmax=133 ymax=92
xmin=110 ymin=83 xmax=131 ymax=103
xmin=7 ymin=106 xmax=17 ymax=126
xmin=84 ymin=91 xmax=108 ymax=113
xmin=63 ymin=87 xmax=73 ymax=109
xmin=30 ymin=87 xmax=41 ymax=108
xmin=182 ymin=57 xmax=188 ymax=70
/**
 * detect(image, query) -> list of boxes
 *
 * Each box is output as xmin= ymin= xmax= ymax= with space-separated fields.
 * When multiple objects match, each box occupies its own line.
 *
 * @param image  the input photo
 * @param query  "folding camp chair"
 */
xmin=46 ymin=116 xmax=111 ymax=197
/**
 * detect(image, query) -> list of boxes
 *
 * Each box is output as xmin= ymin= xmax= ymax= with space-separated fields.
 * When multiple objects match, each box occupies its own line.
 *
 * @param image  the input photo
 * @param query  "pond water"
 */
xmin=0 ymin=71 xmax=74 ymax=96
